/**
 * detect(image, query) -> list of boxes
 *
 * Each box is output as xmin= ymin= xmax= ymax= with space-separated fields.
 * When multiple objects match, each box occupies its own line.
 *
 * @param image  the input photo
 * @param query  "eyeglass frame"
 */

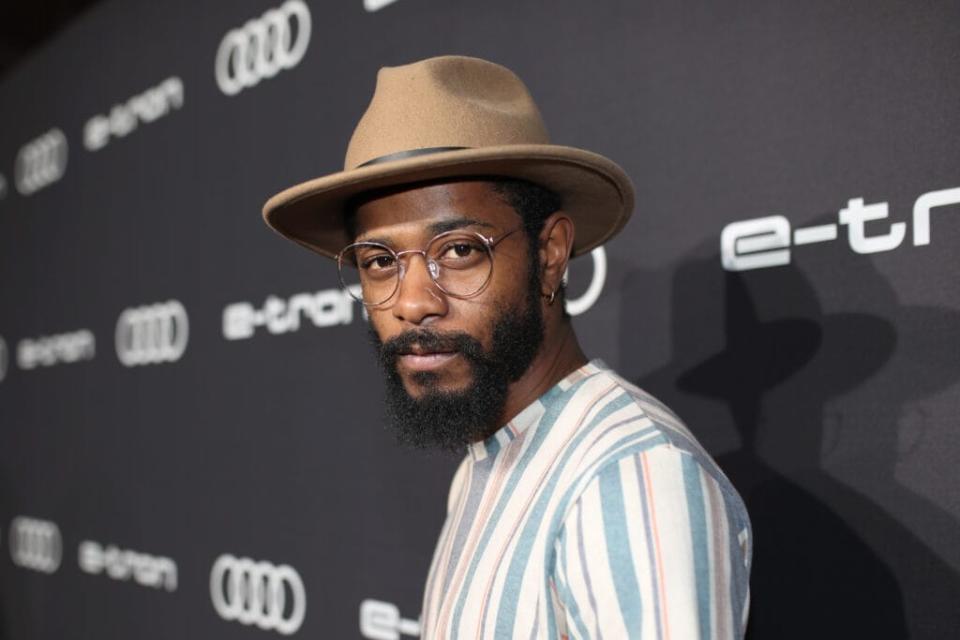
xmin=336 ymin=225 xmax=524 ymax=307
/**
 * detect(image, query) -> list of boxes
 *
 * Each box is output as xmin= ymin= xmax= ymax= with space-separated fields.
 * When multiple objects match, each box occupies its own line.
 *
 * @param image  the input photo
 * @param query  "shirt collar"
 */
xmin=467 ymin=358 xmax=609 ymax=462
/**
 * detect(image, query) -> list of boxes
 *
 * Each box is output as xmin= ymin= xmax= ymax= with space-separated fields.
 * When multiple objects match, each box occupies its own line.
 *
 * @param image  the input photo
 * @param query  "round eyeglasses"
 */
xmin=337 ymin=226 xmax=522 ymax=307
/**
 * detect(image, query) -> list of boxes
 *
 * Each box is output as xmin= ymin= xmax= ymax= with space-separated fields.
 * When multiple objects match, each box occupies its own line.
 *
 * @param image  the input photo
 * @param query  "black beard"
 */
xmin=371 ymin=286 xmax=545 ymax=453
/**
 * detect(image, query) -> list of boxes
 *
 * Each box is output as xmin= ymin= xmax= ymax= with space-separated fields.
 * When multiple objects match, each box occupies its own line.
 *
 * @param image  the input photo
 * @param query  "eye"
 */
xmin=437 ymin=239 xmax=484 ymax=261
xmin=446 ymin=243 xmax=475 ymax=258
xmin=361 ymin=253 xmax=396 ymax=271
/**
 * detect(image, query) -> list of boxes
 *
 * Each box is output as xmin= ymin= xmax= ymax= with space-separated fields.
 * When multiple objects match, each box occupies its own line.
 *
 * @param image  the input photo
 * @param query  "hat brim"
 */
xmin=262 ymin=144 xmax=634 ymax=259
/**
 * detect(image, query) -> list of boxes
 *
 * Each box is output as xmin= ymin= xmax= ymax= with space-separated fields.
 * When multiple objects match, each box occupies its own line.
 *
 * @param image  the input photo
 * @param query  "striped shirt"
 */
xmin=420 ymin=359 xmax=751 ymax=639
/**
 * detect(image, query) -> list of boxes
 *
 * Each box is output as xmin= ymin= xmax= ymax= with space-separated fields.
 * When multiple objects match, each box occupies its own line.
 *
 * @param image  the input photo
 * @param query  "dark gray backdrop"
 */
xmin=1 ymin=0 xmax=958 ymax=638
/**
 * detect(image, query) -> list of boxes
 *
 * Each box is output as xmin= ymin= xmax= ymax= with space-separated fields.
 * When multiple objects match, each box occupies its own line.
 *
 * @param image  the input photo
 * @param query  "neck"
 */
xmin=492 ymin=316 xmax=587 ymax=435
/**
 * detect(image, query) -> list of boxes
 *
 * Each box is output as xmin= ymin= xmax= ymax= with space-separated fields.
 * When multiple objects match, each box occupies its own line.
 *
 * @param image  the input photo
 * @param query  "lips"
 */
xmin=397 ymin=347 xmax=459 ymax=372
xmin=379 ymin=331 xmax=477 ymax=376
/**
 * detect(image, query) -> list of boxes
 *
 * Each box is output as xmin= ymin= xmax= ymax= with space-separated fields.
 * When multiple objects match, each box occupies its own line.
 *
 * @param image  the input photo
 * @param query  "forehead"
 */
xmin=351 ymin=179 xmax=520 ymax=241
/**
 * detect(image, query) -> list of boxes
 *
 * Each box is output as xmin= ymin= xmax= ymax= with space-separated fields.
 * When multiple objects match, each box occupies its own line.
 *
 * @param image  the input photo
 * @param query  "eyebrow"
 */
xmin=428 ymin=218 xmax=496 ymax=235
xmin=357 ymin=218 xmax=496 ymax=245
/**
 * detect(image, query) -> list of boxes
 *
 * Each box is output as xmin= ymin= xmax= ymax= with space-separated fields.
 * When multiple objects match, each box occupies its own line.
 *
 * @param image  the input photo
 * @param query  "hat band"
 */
xmin=357 ymin=146 xmax=469 ymax=168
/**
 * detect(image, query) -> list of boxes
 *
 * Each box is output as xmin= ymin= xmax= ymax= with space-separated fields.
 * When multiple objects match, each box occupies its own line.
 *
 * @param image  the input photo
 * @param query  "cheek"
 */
xmin=366 ymin=310 xmax=395 ymax=344
xmin=451 ymin=281 xmax=527 ymax=347
xmin=446 ymin=301 xmax=498 ymax=346
xmin=486 ymin=255 xmax=533 ymax=311
xmin=493 ymin=244 xmax=535 ymax=297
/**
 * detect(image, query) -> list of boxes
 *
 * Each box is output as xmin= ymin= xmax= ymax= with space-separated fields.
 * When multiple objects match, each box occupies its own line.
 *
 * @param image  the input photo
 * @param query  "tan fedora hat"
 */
xmin=262 ymin=55 xmax=635 ymax=259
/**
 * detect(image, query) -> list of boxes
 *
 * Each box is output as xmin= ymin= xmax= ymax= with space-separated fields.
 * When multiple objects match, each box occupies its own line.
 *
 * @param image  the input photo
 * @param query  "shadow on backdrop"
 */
xmin=624 ymin=236 xmax=960 ymax=639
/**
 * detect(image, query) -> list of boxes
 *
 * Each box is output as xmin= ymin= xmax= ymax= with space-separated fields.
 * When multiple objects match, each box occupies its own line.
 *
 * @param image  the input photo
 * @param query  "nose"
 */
xmin=391 ymin=253 xmax=447 ymax=325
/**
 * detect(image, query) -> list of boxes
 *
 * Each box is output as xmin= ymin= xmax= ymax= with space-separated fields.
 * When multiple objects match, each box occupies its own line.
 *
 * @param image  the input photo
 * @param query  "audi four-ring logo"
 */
xmin=9 ymin=516 xmax=62 ymax=574
xmin=215 ymin=0 xmax=312 ymax=97
xmin=564 ymin=247 xmax=607 ymax=316
xmin=115 ymin=300 xmax=189 ymax=367
xmin=15 ymin=128 xmax=68 ymax=196
xmin=210 ymin=554 xmax=306 ymax=635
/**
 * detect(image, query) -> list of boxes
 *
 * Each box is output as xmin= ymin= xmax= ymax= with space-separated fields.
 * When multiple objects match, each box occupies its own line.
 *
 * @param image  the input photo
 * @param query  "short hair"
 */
xmin=489 ymin=177 xmax=562 ymax=242
xmin=490 ymin=177 xmax=567 ymax=310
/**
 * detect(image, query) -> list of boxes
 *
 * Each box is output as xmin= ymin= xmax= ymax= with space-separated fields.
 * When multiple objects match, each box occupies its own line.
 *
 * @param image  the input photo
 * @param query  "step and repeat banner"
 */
xmin=1 ymin=0 xmax=958 ymax=638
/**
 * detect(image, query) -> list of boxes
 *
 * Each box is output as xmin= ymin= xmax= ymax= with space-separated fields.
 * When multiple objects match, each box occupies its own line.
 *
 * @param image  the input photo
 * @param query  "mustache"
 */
xmin=375 ymin=329 xmax=485 ymax=366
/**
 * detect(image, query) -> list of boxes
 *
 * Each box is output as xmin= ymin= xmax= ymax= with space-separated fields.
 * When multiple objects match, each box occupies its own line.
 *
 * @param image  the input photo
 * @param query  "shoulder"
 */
xmin=445 ymin=454 xmax=472 ymax=514
xmin=558 ymin=363 xmax=747 ymax=528
xmin=557 ymin=362 xmax=702 ymax=470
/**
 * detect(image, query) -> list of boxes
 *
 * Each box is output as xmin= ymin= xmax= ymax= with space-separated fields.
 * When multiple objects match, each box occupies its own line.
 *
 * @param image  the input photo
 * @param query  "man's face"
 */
xmin=350 ymin=180 xmax=545 ymax=450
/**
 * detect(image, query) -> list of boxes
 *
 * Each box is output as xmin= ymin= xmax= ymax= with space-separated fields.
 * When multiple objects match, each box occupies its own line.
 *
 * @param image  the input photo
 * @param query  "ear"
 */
xmin=538 ymin=212 xmax=575 ymax=298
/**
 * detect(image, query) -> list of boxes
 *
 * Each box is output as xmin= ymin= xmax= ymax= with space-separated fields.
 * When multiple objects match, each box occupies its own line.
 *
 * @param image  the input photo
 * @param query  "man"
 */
xmin=263 ymin=55 xmax=751 ymax=639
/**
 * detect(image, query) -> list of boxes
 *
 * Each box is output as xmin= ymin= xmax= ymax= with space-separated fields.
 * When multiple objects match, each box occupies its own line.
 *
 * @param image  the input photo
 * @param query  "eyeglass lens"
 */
xmin=338 ymin=232 xmax=495 ymax=305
